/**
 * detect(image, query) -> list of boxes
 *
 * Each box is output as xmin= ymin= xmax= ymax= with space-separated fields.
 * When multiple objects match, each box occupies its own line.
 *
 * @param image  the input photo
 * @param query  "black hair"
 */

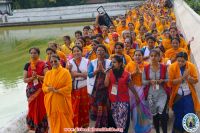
xmin=96 ymin=44 xmax=107 ymax=52
xmin=145 ymin=32 xmax=152 ymax=38
xmin=147 ymin=36 xmax=156 ymax=42
xmin=83 ymin=26 xmax=91 ymax=30
xmin=75 ymin=30 xmax=82 ymax=36
xmin=150 ymin=49 xmax=160 ymax=56
xmin=114 ymin=42 xmax=124 ymax=49
xmin=171 ymin=37 xmax=180 ymax=43
xmin=176 ymin=52 xmax=188 ymax=61
xmin=112 ymin=55 xmax=124 ymax=81
xmin=95 ymin=33 xmax=103 ymax=39
xmin=139 ymin=25 xmax=147 ymax=31
xmin=72 ymin=45 xmax=83 ymax=52
xmin=50 ymin=54 xmax=60 ymax=61
xmin=29 ymin=47 xmax=40 ymax=55
xmin=63 ymin=35 xmax=71 ymax=40
xmin=112 ymin=55 xmax=123 ymax=64
xmin=128 ymin=22 xmax=134 ymax=26
xmin=134 ymin=49 xmax=144 ymax=56
xmin=46 ymin=47 xmax=56 ymax=53
xmin=139 ymin=17 xmax=144 ymax=21
xmin=151 ymin=29 xmax=158 ymax=33
xmin=91 ymin=36 xmax=96 ymax=40
xmin=163 ymin=29 xmax=170 ymax=33
xmin=92 ymin=39 xmax=100 ymax=45
xmin=169 ymin=26 xmax=177 ymax=31
xmin=49 ymin=42 xmax=58 ymax=48
xmin=78 ymin=37 xmax=86 ymax=46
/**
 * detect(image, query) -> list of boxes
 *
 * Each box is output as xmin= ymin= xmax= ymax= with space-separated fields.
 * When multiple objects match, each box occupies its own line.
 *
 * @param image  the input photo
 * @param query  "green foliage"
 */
xmin=185 ymin=0 xmax=200 ymax=15
xmin=12 ymin=0 xmax=130 ymax=9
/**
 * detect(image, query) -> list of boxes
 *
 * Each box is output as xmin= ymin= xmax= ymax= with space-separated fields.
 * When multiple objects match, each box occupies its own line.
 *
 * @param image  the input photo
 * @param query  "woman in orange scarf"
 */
xmin=165 ymin=37 xmax=188 ymax=63
xmin=168 ymin=52 xmax=200 ymax=132
xmin=42 ymin=54 xmax=74 ymax=133
xmin=124 ymin=38 xmax=135 ymax=58
xmin=23 ymin=47 xmax=48 ymax=132
xmin=125 ymin=50 xmax=152 ymax=133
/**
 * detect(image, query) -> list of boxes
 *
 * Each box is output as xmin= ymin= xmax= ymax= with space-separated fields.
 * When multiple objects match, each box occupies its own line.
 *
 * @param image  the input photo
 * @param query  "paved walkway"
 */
xmin=3 ymin=0 xmax=200 ymax=132
xmin=27 ymin=111 xmax=174 ymax=133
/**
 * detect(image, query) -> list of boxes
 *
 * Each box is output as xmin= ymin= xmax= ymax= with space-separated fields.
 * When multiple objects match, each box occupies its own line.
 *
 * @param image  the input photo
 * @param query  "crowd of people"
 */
xmin=23 ymin=0 xmax=200 ymax=133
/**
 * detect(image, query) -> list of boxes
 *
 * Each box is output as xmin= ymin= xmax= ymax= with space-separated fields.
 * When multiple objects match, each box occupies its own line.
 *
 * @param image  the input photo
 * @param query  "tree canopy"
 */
xmin=185 ymin=0 xmax=200 ymax=15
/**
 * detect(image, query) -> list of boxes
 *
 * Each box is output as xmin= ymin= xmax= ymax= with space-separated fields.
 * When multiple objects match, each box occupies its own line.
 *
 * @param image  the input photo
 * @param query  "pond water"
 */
xmin=0 ymin=22 xmax=91 ymax=127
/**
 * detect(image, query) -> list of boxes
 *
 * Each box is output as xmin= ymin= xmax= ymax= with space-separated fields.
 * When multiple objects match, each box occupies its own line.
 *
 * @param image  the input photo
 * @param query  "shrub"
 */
xmin=185 ymin=0 xmax=200 ymax=15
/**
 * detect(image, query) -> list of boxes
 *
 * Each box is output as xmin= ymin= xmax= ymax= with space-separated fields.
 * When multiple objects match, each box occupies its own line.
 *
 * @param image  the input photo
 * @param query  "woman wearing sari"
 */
xmin=105 ymin=55 xmax=130 ymax=133
xmin=69 ymin=46 xmax=90 ymax=127
xmin=165 ymin=37 xmax=188 ymax=63
xmin=168 ymin=52 xmax=200 ymax=133
xmin=42 ymin=54 xmax=74 ymax=133
xmin=87 ymin=45 xmax=112 ymax=128
xmin=125 ymin=50 xmax=152 ymax=133
xmin=23 ymin=47 xmax=48 ymax=132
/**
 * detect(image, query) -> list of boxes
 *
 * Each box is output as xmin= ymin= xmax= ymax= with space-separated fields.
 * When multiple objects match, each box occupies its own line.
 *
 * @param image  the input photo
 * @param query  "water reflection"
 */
xmin=0 ymin=22 xmax=90 ymax=127
xmin=0 ymin=22 xmax=90 ymax=88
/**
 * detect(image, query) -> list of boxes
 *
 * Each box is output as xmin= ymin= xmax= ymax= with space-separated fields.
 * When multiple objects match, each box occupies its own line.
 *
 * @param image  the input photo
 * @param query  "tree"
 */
xmin=185 ymin=0 xmax=200 ymax=15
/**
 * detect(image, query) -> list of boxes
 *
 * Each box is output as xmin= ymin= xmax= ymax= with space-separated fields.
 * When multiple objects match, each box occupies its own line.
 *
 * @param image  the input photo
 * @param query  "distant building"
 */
xmin=0 ymin=0 xmax=12 ymax=15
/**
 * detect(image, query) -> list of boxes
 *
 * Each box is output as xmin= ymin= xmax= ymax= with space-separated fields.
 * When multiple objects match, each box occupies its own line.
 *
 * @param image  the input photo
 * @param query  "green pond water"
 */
xmin=0 ymin=22 xmax=91 ymax=127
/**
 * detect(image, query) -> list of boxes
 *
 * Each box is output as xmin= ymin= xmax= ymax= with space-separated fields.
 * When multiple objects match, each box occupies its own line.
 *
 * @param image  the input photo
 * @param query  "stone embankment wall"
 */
xmin=0 ymin=1 xmax=143 ymax=26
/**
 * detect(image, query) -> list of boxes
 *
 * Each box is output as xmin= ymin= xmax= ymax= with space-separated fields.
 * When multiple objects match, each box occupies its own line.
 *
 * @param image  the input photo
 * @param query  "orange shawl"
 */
xmin=165 ymin=48 xmax=188 ymax=60
xmin=168 ymin=62 xmax=200 ymax=112
xmin=42 ymin=65 xmax=74 ymax=132
xmin=125 ymin=61 xmax=148 ymax=86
